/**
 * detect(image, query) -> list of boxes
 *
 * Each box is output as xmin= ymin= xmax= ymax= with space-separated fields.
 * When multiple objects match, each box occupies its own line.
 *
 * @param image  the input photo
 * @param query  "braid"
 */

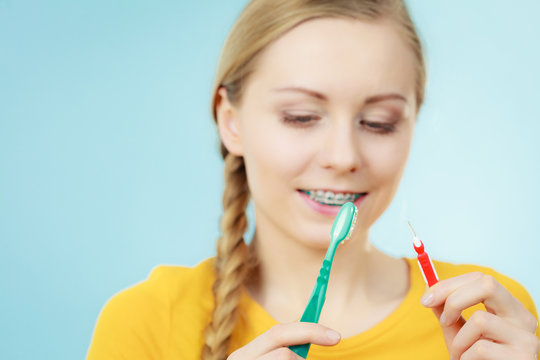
xmin=202 ymin=154 xmax=251 ymax=360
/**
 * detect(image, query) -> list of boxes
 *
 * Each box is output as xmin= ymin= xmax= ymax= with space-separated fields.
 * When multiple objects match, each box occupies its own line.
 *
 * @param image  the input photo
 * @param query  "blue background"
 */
xmin=1 ymin=1 xmax=539 ymax=359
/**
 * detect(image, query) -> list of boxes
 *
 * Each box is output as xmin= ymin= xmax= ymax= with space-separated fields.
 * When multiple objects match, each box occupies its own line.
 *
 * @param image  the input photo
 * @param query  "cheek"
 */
xmin=363 ymin=132 xmax=412 ymax=186
xmin=241 ymin=116 xmax=313 ymax=191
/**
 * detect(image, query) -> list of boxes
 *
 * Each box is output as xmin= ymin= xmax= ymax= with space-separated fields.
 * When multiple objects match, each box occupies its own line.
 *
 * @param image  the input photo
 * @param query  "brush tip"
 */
xmin=407 ymin=221 xmax=417 ymax=237
xmin=331 ymin=202 xmax=358 ymax=244
xmin=344 ymin=204 xmax=358 ymax=242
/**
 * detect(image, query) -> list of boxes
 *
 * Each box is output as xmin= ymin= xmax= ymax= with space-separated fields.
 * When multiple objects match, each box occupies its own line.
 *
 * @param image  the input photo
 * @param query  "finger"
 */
xmin=421 ymin=272 xmax=484 ymax=308
xmin=431 ymin=304 xmax=466 ymax=350
xmin=438 ymin=275 xmax=517 ymax=327
xmin=233 ymin=323 xmax=340 ymax=359
xmin=460 ymin=340 xmax=510 ymax=360
xmin=460 ymin=339 xmax=537 ymax=360
xmin=422 ymin=273 xmax=529 ymax=329
xmin=451 ymin=310 xmax=538 ymax=360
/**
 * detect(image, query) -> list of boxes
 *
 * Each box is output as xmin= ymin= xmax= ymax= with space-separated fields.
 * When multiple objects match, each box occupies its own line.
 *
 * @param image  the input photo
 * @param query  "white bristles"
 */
xmin=408 ymin=221 xmax=422 ymax=247
xmin=343 ymin=204 xmax=358 ymax=243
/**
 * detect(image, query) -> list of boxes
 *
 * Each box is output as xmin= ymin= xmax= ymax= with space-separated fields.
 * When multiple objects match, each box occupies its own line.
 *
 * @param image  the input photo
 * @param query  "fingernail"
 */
xmin=420 ymin=293 xmax=434 ymax=306
xmin=439 ymin=313 xmax=448 ymax=326
xmin=326 ymin=329 xmax=341 ymax=342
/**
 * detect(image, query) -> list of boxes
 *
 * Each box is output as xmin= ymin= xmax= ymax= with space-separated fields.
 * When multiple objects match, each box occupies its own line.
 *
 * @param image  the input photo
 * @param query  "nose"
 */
xmin=316 ymin=119 xmax=361 ymax=174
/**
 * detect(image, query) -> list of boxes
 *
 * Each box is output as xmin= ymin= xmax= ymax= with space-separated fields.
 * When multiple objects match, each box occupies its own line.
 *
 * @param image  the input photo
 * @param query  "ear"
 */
xmin=215 ymin=86 xmax=244 ymax=156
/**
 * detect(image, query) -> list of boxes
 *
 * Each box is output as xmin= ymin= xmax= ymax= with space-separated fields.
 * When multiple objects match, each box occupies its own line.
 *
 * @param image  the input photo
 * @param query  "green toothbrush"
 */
xmin=289 ymin=202 xmax=358 ymax=358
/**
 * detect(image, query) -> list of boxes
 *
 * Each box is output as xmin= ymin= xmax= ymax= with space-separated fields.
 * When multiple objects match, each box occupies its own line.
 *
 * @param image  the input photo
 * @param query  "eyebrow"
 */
xmin=272 ymin=86 xmax=408 ymax=105
xmin=272 ymin=86 xmax=328 ymax=101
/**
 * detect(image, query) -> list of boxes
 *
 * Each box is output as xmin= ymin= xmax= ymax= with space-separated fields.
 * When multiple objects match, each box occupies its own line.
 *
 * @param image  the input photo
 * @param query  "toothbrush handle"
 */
xmin=289 ymin=289 xmax=325 ymax=358
xmin=289 ymin=343 xmax=311 ymax=358
xmin=417 ymin=252 xmax=439 ymax=287
xmin=289 ymin=260 xmax=331 ymax=358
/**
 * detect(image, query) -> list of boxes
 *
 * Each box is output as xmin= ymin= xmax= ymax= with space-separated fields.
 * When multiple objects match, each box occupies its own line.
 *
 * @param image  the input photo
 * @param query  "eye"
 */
xmin=281 ymin=112 xmax=320 ymax=127
xmin=360 ymin=119 xmax=396 ymax=134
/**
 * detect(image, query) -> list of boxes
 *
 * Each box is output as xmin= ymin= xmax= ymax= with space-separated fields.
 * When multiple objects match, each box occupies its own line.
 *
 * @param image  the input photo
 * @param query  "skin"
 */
xmin=216 ymin=17 xmax=539 ymax=360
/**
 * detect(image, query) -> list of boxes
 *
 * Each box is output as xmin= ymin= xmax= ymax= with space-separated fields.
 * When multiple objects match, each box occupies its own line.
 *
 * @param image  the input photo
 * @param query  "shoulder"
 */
xmin=432 ymin=259 xmax=537 ymax=316
xmin=87 ymin=258 xmax=216 ymax=359
xmin=106 ymin=256 xmax=217 ymax=320
xmin=146 ymin=257 xmax=217 ymax=305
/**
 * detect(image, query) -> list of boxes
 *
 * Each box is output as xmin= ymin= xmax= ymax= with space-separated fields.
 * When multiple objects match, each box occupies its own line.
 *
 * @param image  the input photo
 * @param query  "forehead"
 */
xmin=245 ymin=17 xmax=417 ymax=104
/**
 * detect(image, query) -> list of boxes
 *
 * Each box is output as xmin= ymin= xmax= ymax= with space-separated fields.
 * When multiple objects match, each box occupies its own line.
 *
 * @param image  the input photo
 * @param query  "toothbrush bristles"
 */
xmin=407 ymin=221 xmax=417 ymax=237
xmin=344 ymin=205 xmax=358 ymax=242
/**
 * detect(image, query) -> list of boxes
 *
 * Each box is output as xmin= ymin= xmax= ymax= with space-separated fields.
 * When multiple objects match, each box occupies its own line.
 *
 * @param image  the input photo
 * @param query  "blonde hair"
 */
xmin=203 ymin=1 xmax=426 ymax=358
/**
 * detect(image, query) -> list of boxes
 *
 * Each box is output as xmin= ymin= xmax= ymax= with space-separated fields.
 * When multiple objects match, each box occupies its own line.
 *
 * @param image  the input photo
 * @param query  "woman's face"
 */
xmin=218 ymin=17 xmax=418 ymax=248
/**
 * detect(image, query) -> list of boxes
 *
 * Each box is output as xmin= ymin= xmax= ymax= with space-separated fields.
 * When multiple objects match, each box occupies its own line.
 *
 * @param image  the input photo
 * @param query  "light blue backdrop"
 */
xmin=1 ymin=1 xmax=539 ymax=359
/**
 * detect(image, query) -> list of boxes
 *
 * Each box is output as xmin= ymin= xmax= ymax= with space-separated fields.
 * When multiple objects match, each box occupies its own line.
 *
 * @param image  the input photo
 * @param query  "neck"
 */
xmin=245 ymin=215 xmax=408 ymax=323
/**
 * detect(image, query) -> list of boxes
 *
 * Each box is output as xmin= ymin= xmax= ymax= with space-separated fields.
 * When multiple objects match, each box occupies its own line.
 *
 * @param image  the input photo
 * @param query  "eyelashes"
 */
xmin=281 ymin=113 xmax=398 ymax=134
xmin=359 ymin=120 xmax=396 ymax=134
xmin=282 ymin=114 xmax=318 ymax=125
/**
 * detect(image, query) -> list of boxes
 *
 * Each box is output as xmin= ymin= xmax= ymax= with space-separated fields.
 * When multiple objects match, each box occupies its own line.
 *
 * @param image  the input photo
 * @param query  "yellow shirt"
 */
xmin=87 ymin=258 xmax=539 ymax=359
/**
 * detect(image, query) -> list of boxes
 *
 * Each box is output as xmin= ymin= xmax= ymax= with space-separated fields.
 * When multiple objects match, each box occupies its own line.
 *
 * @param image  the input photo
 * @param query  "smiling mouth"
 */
xmin=299 ymin=189 xmax=367 ymax=206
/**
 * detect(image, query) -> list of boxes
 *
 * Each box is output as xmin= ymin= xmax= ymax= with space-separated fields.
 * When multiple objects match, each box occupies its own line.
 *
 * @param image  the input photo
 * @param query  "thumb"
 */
xmin=431 ymin=304 xmax=466 ymax=349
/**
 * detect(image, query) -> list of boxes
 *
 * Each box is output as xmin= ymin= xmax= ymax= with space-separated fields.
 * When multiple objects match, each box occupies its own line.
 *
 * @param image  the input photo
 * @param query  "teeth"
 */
xmin=303 ymin=190 xmax=363 ymax=206
xmin=324 ymin=191 xmax=333 ymax=202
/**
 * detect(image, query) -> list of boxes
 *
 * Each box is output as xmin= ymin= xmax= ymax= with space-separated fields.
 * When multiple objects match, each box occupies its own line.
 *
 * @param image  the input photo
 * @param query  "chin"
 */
xmin=293 ymin=224 xmax=334 ymax=250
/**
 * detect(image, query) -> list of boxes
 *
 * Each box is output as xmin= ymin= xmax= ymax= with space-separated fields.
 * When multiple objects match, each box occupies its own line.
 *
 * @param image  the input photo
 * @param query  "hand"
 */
xmin=227 ymin=322 xmax=341 ymax=359
xmin=421 ymin=272 xmax=540 ymax=360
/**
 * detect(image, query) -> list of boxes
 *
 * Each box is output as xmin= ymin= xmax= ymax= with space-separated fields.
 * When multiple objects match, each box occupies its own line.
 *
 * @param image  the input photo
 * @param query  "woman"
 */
xmin=88 ymin=0 xmax=540 ymax=359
